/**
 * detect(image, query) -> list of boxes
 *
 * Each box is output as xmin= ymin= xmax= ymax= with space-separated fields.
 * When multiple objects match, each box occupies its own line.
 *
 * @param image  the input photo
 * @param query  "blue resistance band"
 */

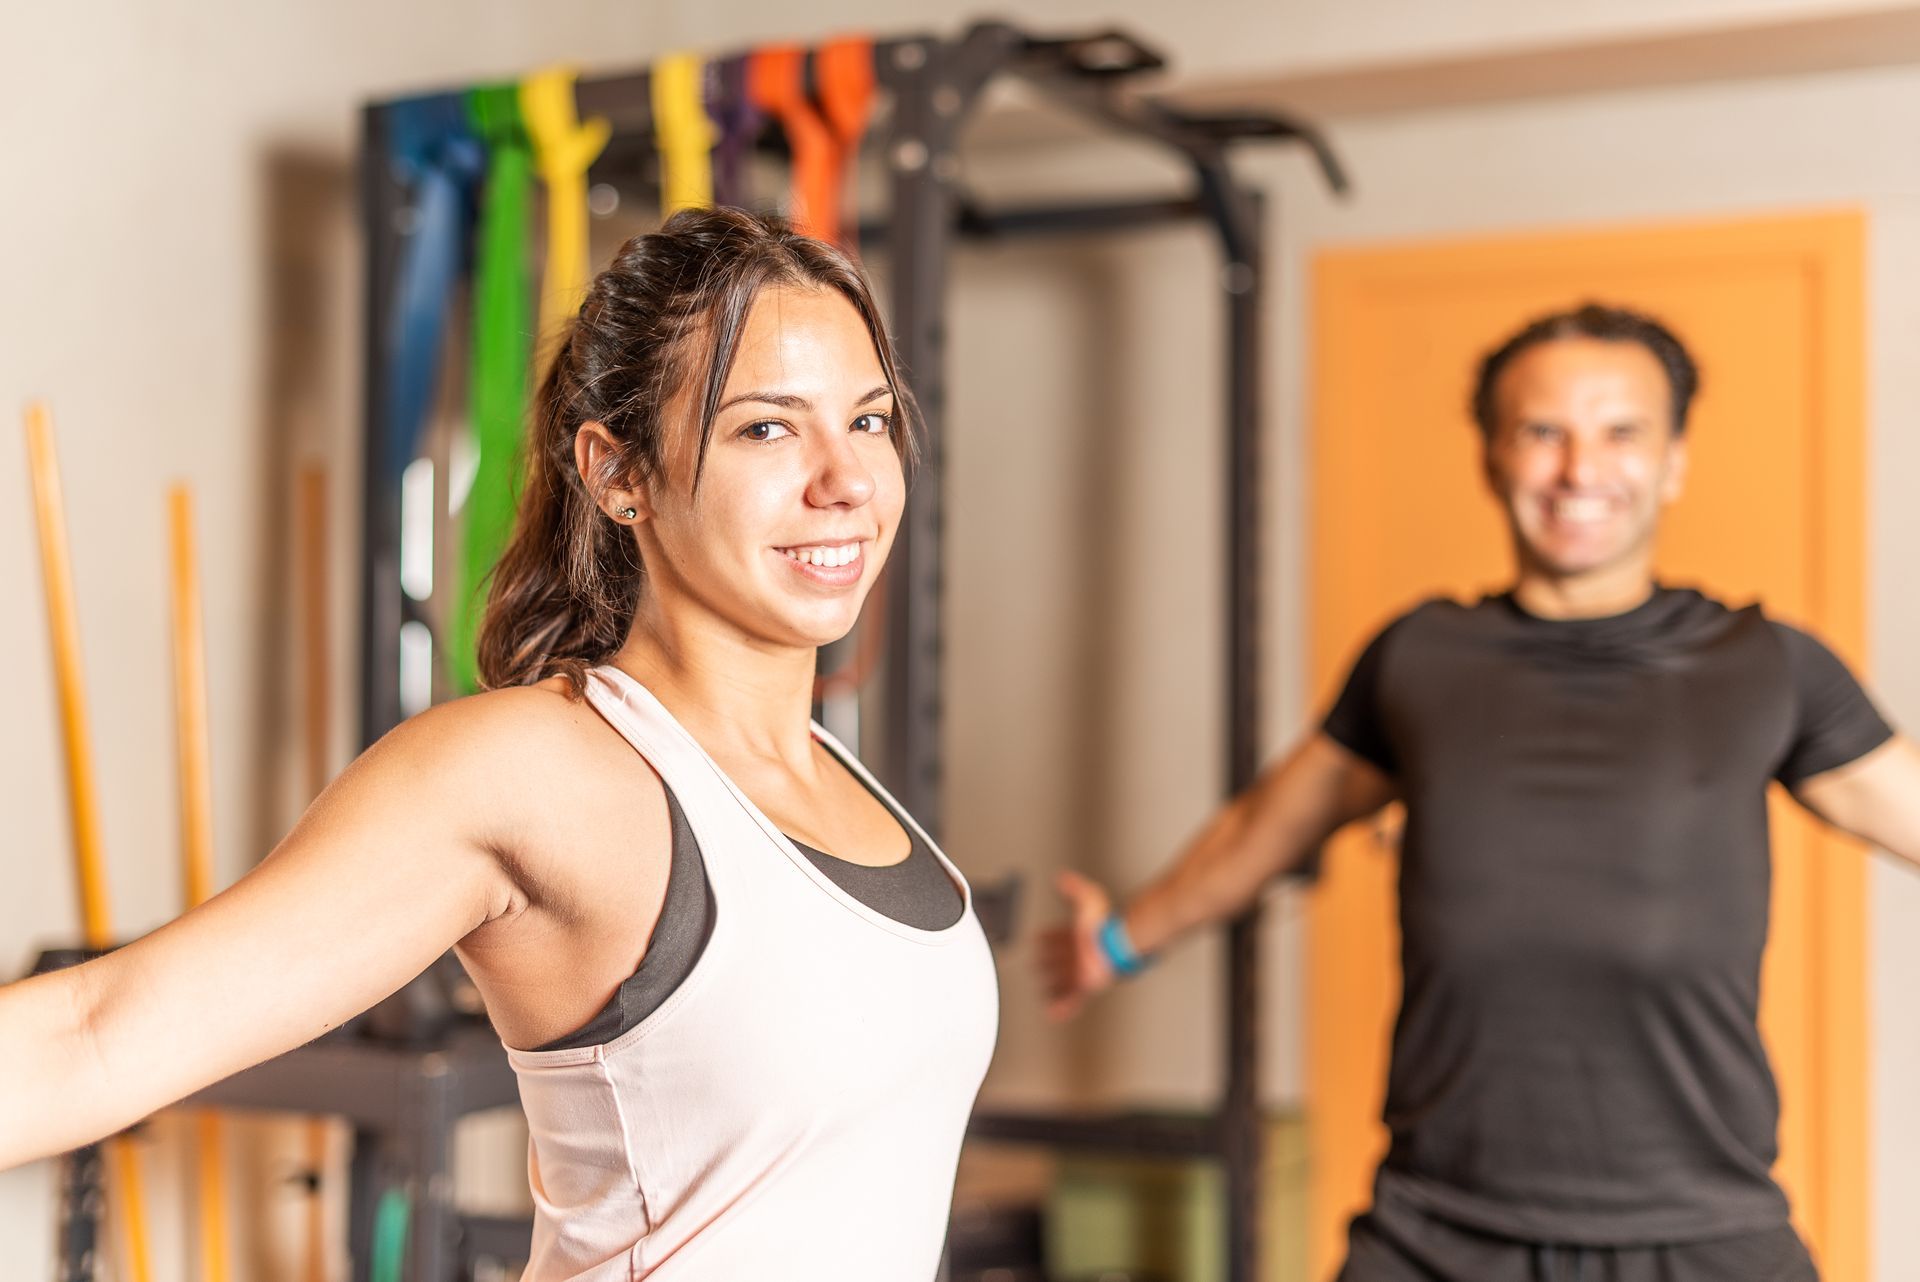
xmin=383 ymin=92 xmax=483 ymax=484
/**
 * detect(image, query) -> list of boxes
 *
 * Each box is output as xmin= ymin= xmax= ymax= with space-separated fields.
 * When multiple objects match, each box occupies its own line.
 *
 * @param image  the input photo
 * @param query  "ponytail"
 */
xmin=475 ymin=328 xmax=641 ymax=691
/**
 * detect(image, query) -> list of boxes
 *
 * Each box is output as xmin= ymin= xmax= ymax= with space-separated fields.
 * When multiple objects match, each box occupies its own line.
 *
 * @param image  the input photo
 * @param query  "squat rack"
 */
xmin=356 ymin=19 xmax=1348 ymax=1281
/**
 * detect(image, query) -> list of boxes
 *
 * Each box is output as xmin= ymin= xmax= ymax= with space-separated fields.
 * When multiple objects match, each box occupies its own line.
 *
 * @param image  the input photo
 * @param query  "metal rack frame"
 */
xmin=354 ymin=20 xmax=1346 ymax=1282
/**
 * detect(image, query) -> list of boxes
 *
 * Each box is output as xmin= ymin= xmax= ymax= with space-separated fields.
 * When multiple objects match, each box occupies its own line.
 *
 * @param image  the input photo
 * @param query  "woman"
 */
xmin=1 ymin=208 xmax=999 ymax=1280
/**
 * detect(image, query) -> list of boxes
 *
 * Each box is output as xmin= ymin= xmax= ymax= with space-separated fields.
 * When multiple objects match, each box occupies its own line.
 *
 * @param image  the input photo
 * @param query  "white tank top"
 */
xmin=505 ymin=666 xmax=1000 ymax=1280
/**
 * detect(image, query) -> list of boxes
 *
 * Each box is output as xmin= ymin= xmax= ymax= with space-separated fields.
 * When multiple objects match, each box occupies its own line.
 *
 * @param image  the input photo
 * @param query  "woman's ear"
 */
xmin=574 ymin=421 xmax=650 ymax=522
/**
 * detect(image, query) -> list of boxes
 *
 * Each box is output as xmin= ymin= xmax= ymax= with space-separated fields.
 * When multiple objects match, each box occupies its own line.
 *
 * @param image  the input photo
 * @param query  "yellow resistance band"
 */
xmin=521 ymin=68 xmax=610 ymax=356
xmin=653 ymin=53 xmax=715 ymax=216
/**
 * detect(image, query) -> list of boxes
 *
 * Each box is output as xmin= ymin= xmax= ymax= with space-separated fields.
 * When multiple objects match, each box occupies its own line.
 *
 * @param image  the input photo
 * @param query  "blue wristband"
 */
xmin=1097 ymin=914 xmax=1151 ymax=978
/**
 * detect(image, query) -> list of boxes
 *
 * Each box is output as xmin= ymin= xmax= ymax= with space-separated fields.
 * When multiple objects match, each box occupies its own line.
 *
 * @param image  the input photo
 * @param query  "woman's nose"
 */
xmin=808 ymin=434 xmax=876 ymax=507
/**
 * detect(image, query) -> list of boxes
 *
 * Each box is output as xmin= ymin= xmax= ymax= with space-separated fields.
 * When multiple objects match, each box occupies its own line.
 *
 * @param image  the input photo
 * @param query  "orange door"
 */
xmin=1306 ymin=211 xmax=1868 ymax=1280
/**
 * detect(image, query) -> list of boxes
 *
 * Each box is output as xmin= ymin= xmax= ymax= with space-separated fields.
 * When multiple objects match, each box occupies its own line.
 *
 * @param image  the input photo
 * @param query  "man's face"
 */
xmin=1482 ymin=337 xmax=1689 ymax=583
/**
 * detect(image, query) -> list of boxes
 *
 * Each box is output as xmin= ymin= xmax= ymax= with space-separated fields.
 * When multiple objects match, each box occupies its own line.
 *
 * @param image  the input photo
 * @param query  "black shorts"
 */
xmin=1335 ymin=1189 xmax=1819 ymax=1282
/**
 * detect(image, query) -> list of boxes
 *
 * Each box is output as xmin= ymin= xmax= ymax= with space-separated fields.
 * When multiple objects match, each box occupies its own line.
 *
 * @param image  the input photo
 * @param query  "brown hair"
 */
xmin=1471 ymin=301 xmax=1700 ymax=437
xmin=476 ymin=207 xmax=917 ymax=693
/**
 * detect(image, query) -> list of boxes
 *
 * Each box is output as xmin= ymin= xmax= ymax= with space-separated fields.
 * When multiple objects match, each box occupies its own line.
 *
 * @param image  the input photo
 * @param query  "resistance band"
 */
xmin=450 ymin=84 xmax=535 ymax=695
xmin=382 ymin=94 xmax=483 ymax=483
xmin=708 ymin=55 xmax=761 ymax=209
xmin=747 ymin=46 xmax=836 ymax=242
xmin=815 ymin=37 xmax=876 ymax=249
xmin=521 ymin=67 xmax=609 ymax=361
xmin=24 ymin=404 xmax=156 ymax=1282
xmin=166 ymin=487 xmax=232 ymax=1282
xmin=369 ymin=1188 xmax=410 ymax=1282
xmin=652 ymin=53 xmax=715 ymax=216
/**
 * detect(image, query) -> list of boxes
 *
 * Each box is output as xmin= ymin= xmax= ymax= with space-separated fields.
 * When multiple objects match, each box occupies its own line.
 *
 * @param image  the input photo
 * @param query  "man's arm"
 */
xmin=1792 ymin=735 xmax=1920 ymax=872
xmin=1123 ymin=733 xmax=1396 ymax=953
xmin=1041 ymin=732 xmax=1396 ymax=1018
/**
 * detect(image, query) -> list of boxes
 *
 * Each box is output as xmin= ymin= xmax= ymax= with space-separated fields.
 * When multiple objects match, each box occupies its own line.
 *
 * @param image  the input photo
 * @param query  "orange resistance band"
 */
xmin=815 ymin=37 xmax=875 ymax=249
xmin=747 ymin=46 xmax=836 ymax=242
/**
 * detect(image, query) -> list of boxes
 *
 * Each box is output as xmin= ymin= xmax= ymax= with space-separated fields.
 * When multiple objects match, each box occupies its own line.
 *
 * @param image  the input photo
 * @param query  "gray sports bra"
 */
xmin=537 ymin=783 xmax=962 ymax=1052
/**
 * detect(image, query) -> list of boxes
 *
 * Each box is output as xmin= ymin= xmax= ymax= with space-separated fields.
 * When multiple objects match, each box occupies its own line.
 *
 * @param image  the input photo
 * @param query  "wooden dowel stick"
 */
xmin=109 ymin=1137 xmax=154 ymax=1282
xmin=299 ymin=466 xmax=330 ymax=803
xmin=297 ymin=463 xmax=332 ymax=1282
xmin=168 ymin=487 xmax=216 ymax=908
xmin=304 ymin=1117 xmax=329 ymax=1282
xmin=25 ymin=401 xmax=155 ymax=1282
xmin=193 ymin=1112 xmax=232 ymax=1282
xmin=25 ymin=402 xmax=112 ymax=948
xmin=166 ymin=484 xmax=232 ymax=1282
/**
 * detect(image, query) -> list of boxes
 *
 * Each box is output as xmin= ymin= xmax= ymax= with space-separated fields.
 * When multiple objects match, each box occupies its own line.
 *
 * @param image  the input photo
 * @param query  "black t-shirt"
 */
xmin=1322 ymin=586 xmax=1893 ymax=1245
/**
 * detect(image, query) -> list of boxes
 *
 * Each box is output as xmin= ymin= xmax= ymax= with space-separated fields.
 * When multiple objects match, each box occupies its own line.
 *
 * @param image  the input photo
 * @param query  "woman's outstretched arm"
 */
xmin=0 ymin=694 xmax=536 ymax=1169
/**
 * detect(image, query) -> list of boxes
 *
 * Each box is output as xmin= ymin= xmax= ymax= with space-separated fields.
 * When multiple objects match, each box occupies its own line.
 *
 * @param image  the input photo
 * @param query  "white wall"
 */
xmin=6 ymin=0 xmax=1920 ymax=1278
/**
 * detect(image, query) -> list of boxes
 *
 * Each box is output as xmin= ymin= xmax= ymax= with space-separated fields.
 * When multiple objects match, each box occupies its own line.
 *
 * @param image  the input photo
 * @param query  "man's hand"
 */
xmin=1038 ymin=870 xmax=1118 ymax=1021
xmin=1033 ymin=733 xmax=1394 ymax=1025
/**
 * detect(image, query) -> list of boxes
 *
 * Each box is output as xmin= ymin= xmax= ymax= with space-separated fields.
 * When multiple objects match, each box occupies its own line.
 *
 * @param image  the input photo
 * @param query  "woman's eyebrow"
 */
xmin=717 ymin=390 xmax=809 ymax=412
xmin=716 ymin=385 xmax=895 ymax=413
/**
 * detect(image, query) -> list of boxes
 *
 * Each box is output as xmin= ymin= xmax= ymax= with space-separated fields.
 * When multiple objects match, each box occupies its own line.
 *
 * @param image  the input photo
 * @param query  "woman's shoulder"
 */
xmin=360 ymin=675 xmax=667 ymax=836
xmin=368 ymin=676 xmax=590 ymax=761
xmin=400 ymin=680 xmax=678 ymax=1009
xmin=435 ymin=673 xmax=603 ymax=736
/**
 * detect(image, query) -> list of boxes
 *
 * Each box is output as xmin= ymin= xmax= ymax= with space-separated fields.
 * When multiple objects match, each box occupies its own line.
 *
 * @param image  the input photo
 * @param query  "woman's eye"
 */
xmin=741 ymin=420 xmax=792 ymax=443
xmin=852 ymin=412 xmax=892 ymax=435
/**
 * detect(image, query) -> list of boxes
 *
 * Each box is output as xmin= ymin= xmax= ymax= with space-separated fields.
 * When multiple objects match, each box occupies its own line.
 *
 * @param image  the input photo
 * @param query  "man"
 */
xmin=1042 ymin=303 xmax=1920 ymax=1280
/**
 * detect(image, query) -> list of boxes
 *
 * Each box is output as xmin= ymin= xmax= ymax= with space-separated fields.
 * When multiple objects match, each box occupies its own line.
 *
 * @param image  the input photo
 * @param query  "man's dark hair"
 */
xmin=1471 ymin=302 xmax=1700 ymax=437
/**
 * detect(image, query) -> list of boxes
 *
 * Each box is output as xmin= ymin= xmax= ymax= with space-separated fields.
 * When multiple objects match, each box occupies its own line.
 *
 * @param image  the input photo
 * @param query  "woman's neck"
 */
xmin=610 ymin=609 xmax=818 ymax=770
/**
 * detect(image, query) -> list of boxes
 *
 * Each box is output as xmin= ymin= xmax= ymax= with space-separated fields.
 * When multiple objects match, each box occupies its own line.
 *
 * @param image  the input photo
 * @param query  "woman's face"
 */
xmin=636 ymin=285 xmax=905 ymax=651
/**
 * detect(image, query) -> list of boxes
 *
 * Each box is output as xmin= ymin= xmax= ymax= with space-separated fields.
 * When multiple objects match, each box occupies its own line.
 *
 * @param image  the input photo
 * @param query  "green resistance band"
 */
xmin=449 ymin=83 xmax=535 ymax=695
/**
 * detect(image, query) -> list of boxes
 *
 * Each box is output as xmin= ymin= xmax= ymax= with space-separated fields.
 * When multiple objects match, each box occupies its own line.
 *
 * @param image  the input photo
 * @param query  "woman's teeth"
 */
xmin=782 ymin=543 xmax=860 ymax=568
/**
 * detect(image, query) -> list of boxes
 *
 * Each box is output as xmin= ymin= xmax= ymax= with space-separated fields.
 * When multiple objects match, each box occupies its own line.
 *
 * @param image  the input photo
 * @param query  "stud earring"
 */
xmin=618 ymin=506 xmax=638 ymax=520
